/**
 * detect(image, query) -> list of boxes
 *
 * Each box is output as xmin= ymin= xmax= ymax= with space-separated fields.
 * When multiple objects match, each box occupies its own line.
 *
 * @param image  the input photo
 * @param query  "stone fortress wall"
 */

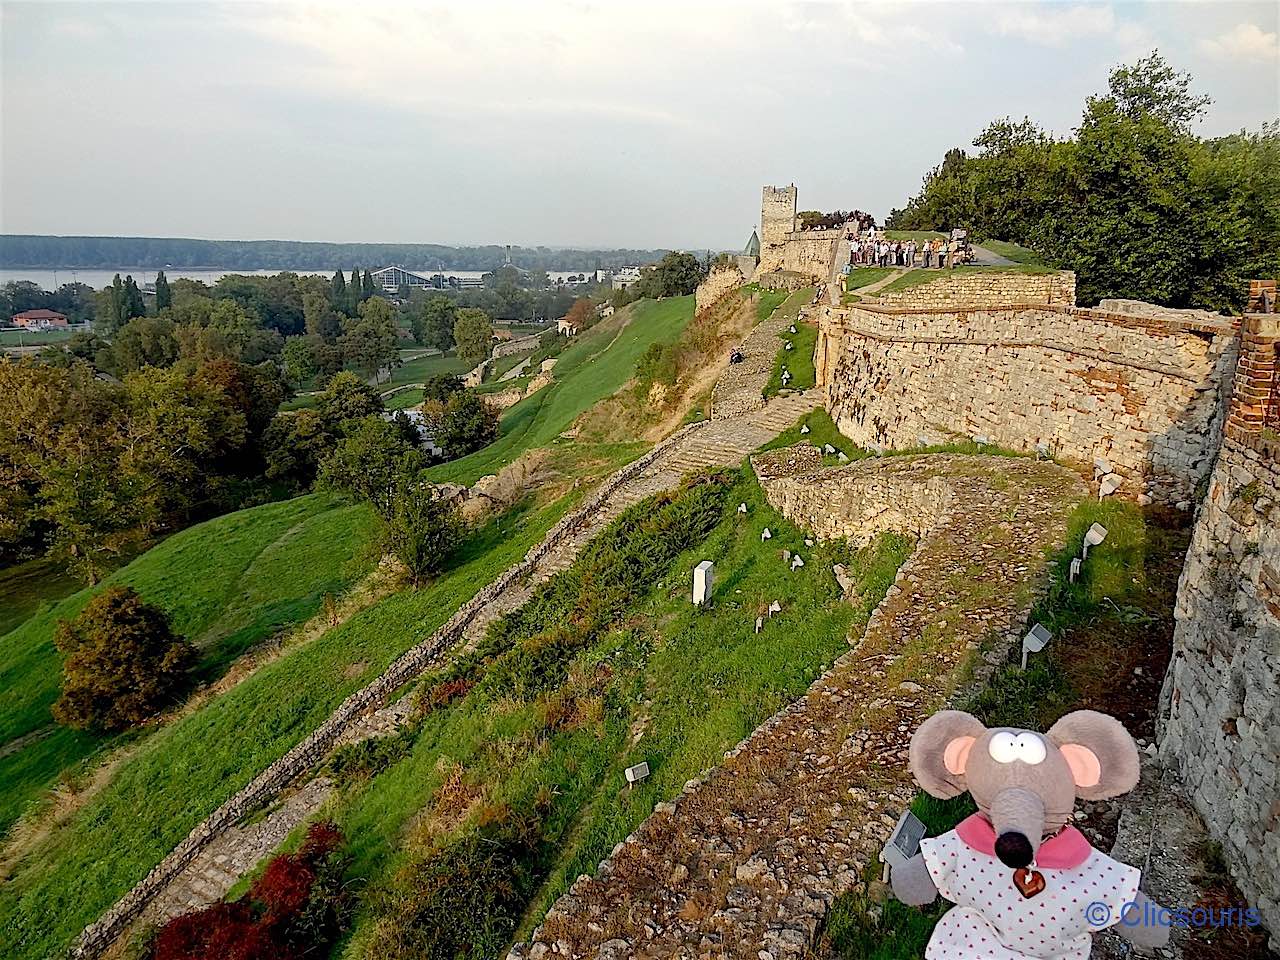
xmin=876 ymin=270 xmax=1076 ymax=309
xmin=694 ymin=263 xmax=749 ymax=314
xmin=759 ymin=184 xmax=798 ymax=272
xmin=1160 ymin=297 xmax=1280 ymax=933
xmin=818 ymin=272 xmax=1239 ymax=503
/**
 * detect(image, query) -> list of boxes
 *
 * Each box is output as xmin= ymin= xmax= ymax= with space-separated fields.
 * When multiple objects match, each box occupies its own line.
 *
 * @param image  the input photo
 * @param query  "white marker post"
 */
xmin=1021 ymin=623 xmax=1052 ymax=670
xmin=692 ymin=561 xmax=714 ymax=606
xmin=761 ymin=527 xmax=772 ymax=542
xmin=1081 ymin=523 xmax=1108 ymax=560
xmin=800 ymin=424 xmax=810 ymax=435
xmin=1069 ymin=557 xmax=1082 ymax=583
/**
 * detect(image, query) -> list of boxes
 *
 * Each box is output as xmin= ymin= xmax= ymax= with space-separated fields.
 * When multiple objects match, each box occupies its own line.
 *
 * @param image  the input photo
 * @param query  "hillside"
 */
xmin=426 ymin=296 xmax=696 ymax=484
xmin=0 ymin=494 xmax=380 ymax=836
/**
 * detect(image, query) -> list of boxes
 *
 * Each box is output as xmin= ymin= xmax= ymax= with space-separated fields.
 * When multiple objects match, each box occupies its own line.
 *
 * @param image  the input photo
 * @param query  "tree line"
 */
xmin=0 ymin=235 xmax=671 ymax=273
xmin=886 ymin=52 xmax=1280 ymax=310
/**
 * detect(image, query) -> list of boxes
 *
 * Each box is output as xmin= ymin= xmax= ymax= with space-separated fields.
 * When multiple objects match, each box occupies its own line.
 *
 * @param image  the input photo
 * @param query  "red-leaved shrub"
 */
xmin=149 ymin=822 xmax=350 ymax=960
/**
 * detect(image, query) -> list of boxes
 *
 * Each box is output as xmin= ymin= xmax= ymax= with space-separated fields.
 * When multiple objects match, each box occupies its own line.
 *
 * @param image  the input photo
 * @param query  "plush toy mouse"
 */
xmin=891 ymin=709 xmax=1169 ymax=959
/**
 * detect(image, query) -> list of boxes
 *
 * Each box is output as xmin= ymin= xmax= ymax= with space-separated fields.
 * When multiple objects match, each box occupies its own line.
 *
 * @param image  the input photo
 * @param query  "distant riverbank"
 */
xmin=0 ymin=268 xmax=593 ymax=292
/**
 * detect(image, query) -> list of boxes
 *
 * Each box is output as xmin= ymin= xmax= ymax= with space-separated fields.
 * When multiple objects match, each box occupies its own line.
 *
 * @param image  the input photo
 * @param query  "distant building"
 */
xmin=612 ymin=266 xmax=642 ymax=291
xmin=371 ymin=265 xmax=436 ymax=292
xmin=11 ymin=309 xmax=69 ymax=329
xmin=557 ymin=315 xmax=578 ymax=336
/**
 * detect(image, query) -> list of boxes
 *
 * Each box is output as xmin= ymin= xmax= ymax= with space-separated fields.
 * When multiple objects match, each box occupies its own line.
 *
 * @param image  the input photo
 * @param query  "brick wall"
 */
xmin=1160 ymin=313 xmax=1280 ymax=933
xmin=820 ymin=302 xmax=1239 ymax=502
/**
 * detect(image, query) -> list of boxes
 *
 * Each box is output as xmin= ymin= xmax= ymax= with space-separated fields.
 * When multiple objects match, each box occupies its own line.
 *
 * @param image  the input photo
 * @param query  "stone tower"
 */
xmin=760 ymin=185 xmax=797 ymax=249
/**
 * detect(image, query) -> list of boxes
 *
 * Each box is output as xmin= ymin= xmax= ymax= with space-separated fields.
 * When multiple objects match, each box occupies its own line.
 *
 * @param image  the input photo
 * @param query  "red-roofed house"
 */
xmin=11 ymin=309 xmax=69 ymax=329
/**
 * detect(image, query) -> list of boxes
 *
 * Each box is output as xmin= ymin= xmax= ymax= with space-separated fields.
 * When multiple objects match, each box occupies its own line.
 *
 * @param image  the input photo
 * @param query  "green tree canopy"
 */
xmin=453 ymin=307 xmax=493 ymax=364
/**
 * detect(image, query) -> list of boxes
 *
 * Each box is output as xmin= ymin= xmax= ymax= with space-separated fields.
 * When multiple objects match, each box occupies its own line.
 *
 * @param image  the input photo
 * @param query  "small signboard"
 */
xmin=880 ymin=810 xmax=927 ymax=867
xmin=624 ymin=761 xmax=650 ymax=784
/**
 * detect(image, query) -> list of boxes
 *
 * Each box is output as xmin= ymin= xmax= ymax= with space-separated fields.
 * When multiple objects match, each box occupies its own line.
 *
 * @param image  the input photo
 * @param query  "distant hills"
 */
xmin=0 ymin=235 xmax=672 ymax=272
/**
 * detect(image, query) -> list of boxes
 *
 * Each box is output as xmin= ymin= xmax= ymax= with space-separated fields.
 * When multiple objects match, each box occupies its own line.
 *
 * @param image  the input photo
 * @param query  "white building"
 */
xmin=612 ymin=266 xmax=642 ymax=291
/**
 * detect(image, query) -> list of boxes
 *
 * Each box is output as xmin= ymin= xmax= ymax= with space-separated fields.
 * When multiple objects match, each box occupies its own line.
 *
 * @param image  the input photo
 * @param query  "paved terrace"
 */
xmin=511 ymin=451 xmax=1086 ymax=960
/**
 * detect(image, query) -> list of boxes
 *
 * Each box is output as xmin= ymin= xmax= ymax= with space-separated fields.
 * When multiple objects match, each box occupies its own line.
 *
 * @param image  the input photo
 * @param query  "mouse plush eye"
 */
xmin=988 ymin=731 xmax=1019 ymax=764
xmin=1014 ymin=733 xmax=1047 ymax=765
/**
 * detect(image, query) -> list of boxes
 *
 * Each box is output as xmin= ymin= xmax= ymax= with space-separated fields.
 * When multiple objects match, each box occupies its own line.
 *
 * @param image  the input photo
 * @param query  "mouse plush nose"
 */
xmin=995 ymin=831 xmax=1034 ymax=868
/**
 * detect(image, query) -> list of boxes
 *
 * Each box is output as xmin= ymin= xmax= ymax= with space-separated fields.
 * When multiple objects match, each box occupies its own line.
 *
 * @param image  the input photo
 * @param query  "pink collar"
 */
xmin=954 ymin=813 xmax=1093 ymax=870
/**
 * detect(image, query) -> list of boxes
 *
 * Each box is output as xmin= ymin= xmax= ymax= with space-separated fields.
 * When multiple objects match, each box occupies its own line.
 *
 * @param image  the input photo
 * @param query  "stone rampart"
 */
xmin=695 ymin=265 xmax=746 ymax=315
xmin=492 ymin=332 xmax=544 ymax=359
xmin=875 ymin=270 xmax=1076 ymax=309
xmin=1159 ymin=312 xmax=1280 ymax=933
xmin=820 ymin=302 xmax=1239 ymax=502
xmin=781 ymin=230 xmax=839 ymax=280
xmin=70 ymin=419 xmax=714 ymax=960
xmin=757 ymin=270 xmax=810 ymax=293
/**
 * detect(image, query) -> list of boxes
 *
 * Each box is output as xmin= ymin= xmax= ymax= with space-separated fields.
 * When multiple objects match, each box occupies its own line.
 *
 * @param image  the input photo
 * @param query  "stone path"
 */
xmin=137 ymin=778 xmax=334 ymax=929
xmin=511 ymin=453 xmax=1085 ymax=960
xmin=712 ymin=308 xmax=814 ymax=420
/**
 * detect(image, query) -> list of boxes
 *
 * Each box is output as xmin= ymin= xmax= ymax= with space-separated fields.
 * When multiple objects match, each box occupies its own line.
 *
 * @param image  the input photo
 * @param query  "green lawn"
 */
xmin=0 ymin=327 xmax=78 ymax=346
xmin=882 ymin=230 xmax=945 ymax=243
xmin=425 ymin=297 xmax=695 ymax=485
xmin=0 ymin=494 xmax=577 ymax=960
xmin=324 ymin=467 xmax=911 ymax=957
xmin=383 ymin=389 xmax=424 ymax=410
xmin=0 ymin=495 xmax=380 ymax=835
xmin=282 ymin=354 xmax=473 ymax=411
xmin=978 ymin=239 xmax=1043 ymax=265
xmin=844 ymin=267 xmax=894 ymax=292
xmin=764 ymin=320 xmax=818 ymax=398
xmin=0 ymin=557 xmax=86 ymax=638
xmin=879 ymin=263 xmax=1059 ymax=295
xmin=755 ymin=288 xmax=790 ymax=322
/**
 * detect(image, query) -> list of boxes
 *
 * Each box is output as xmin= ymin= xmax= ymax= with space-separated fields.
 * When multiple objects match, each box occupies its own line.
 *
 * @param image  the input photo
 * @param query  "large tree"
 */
xmin=413 ymin=293 xmax=457 ymax=350
xmin=154 ymin=270 xmax=172 ymax=311
xmin=452 ymin=307 xmax=493 ymax=364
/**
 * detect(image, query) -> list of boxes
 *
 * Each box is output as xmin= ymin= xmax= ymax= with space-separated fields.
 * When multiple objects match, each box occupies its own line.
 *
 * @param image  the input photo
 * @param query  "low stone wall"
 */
xmin=752 ymin=447 xmax=952 ymax=544
xmin=821 ymin=302 xmax=1239 ymax=502
xmin=757 ymin=270 xmax=810 ymax=292
xmin=876 ymin=270 xmax=1076 ymax=308
xmin=492 ymin=332 xmax=544 ymax=359
xmin=71 ymin=419 xmax=714 ymax=960
xmin=694 ymin=265 xmax=746 ymax=315
xmin=1159 ymin=313 xmax=1280 ymax=933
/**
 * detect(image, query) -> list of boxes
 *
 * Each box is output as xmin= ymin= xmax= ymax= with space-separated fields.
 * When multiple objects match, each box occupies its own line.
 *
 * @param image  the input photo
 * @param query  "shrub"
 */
xmin=316 ymin=370 xmax=382 ymax=430
xmin=149 ymin=821 xmax=351 ymax=960
xmin=421 ymin=373 xmax=463 ymax=402
xmin=52 ymin=586 xmax=195 ymax=732
xmin=436 ymin=391 xmax=499 ymax=459
xmin=382 ymin=478 xmax=466 ymax=585
xmin=318 ymin=416 xmax=426 ymax=517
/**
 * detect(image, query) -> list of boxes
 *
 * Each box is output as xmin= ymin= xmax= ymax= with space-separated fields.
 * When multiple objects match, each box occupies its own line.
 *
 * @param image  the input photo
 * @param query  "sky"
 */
xmin=2 ymin=0 xmax=1277 ymax=251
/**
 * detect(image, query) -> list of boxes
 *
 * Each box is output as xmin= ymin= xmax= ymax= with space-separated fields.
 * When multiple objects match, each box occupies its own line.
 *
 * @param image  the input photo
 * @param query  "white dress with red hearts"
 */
xmin=918 ymin=814 xmax=1141 ymax=960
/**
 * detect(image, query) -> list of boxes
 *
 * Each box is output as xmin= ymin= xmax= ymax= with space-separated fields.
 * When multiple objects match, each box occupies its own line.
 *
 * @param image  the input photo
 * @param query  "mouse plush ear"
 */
xmin=1046 ymin=710 xmax=1140 ymax=800
xmin=909 ymin=710 xmax=987 ymax=799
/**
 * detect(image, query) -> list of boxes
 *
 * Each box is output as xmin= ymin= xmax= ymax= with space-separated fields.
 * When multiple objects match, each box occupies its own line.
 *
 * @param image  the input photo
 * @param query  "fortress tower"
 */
xmin=760 ymin=184 xmax=797 ymax=253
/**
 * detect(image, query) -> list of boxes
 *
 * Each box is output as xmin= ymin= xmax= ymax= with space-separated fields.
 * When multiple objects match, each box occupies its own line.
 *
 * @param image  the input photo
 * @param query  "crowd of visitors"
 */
xmin=849 ymin=233 xmax=965 ymax=269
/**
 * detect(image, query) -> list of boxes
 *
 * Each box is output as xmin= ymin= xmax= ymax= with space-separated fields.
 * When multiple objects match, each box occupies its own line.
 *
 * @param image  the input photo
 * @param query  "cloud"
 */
xmin=1199 ymin=22 xmax=1279 ymax=62
xmin=990 ymin=4 xmax=1118 ymax=47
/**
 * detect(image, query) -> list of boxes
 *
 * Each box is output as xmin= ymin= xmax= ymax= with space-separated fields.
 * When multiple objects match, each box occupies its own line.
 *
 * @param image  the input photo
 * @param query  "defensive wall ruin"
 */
xmin=1160 ymin=291 xmax=1280 ymax=932
xmin=818 ymin=271 xmax=1239 ymax=503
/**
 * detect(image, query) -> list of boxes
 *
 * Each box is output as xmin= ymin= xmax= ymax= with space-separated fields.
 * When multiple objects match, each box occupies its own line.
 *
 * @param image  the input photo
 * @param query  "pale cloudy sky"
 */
xmin=2 ymin=0 xmax=1277 ymax=250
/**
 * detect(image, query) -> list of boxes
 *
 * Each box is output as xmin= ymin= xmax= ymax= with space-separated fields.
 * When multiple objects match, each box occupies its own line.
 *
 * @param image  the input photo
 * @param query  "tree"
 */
xmin=331 ymin=270 xmax=348 ymax=313
xmin=339 ymin=297 xmax=399 ymax=379
xmin=95 ymin=274 xmax=128 ymax=335
xmin=1103 ymin=49 xmax=1211 ymax=131
xmin=283 ymin=335 xmax=320 ymax=386
xmin=109 ymin=316 xmax=179 ymax=374
xmin=437 ymin=391 xmax=498 ymax=458
xmin=262 ymin=409 xmax=335 ymax=492
xmin=362 ymin=269 xmax=376 ymax=301
xmin=413 ymin=293 xmax=457 ymax=350
xmin=52 ymin=586 xmax=195 ymax=731
xmin=318 ymin=416 xmax=425 ymax=517
xmin=317 ymin=371 xmax=383 ymax=430
xmin=453 ymin=307 xmax=493 ymax=364
xmin=422 ymin=373 xmax=463 ymax=402
xmin=155 ymin=270 xmax=172 ymax=311
xmin=124 ymin=274 xmax=146 ymax=319
xmin=633 ymin=251 xmax=705 ymax=299
xmin=382 ymin=478 xmax=465 ymax=586
xmin=304 ymin=291 xmax=343 ymax=341
xmin=561 ymin=297 xmax=594 ymax=334
xmin=350 ymin=268 xmax=362 ymax=312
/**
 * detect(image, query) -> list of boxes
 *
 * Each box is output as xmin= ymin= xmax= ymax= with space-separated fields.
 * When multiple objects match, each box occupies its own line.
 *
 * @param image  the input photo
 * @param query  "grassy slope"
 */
xmin=0 ymin=495 xmax=380 ymax=834
xmin=0 ymin=557 xmax=84 ymax=638
xmin=329 ymin=467 xmax=911 ymax=957
xmin=845 ymin=267 xmax=894 ymax=292
xmin=425 ymin=297 xmax=695 ymax=485
xmin=283 ymin=354 xmax=472 ymax=411
xmin=0 ymin=494 xmax=577 ymax=960
xmin=764 ymin=321 xmax=818 ymax=398
xmin=879 ymin=263 xmax=1057 ymax=294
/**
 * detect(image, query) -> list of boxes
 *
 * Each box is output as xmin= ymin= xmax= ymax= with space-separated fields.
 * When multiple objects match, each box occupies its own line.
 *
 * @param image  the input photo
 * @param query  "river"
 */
xmin=0 ymin=268 xmax=594 ymax=292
